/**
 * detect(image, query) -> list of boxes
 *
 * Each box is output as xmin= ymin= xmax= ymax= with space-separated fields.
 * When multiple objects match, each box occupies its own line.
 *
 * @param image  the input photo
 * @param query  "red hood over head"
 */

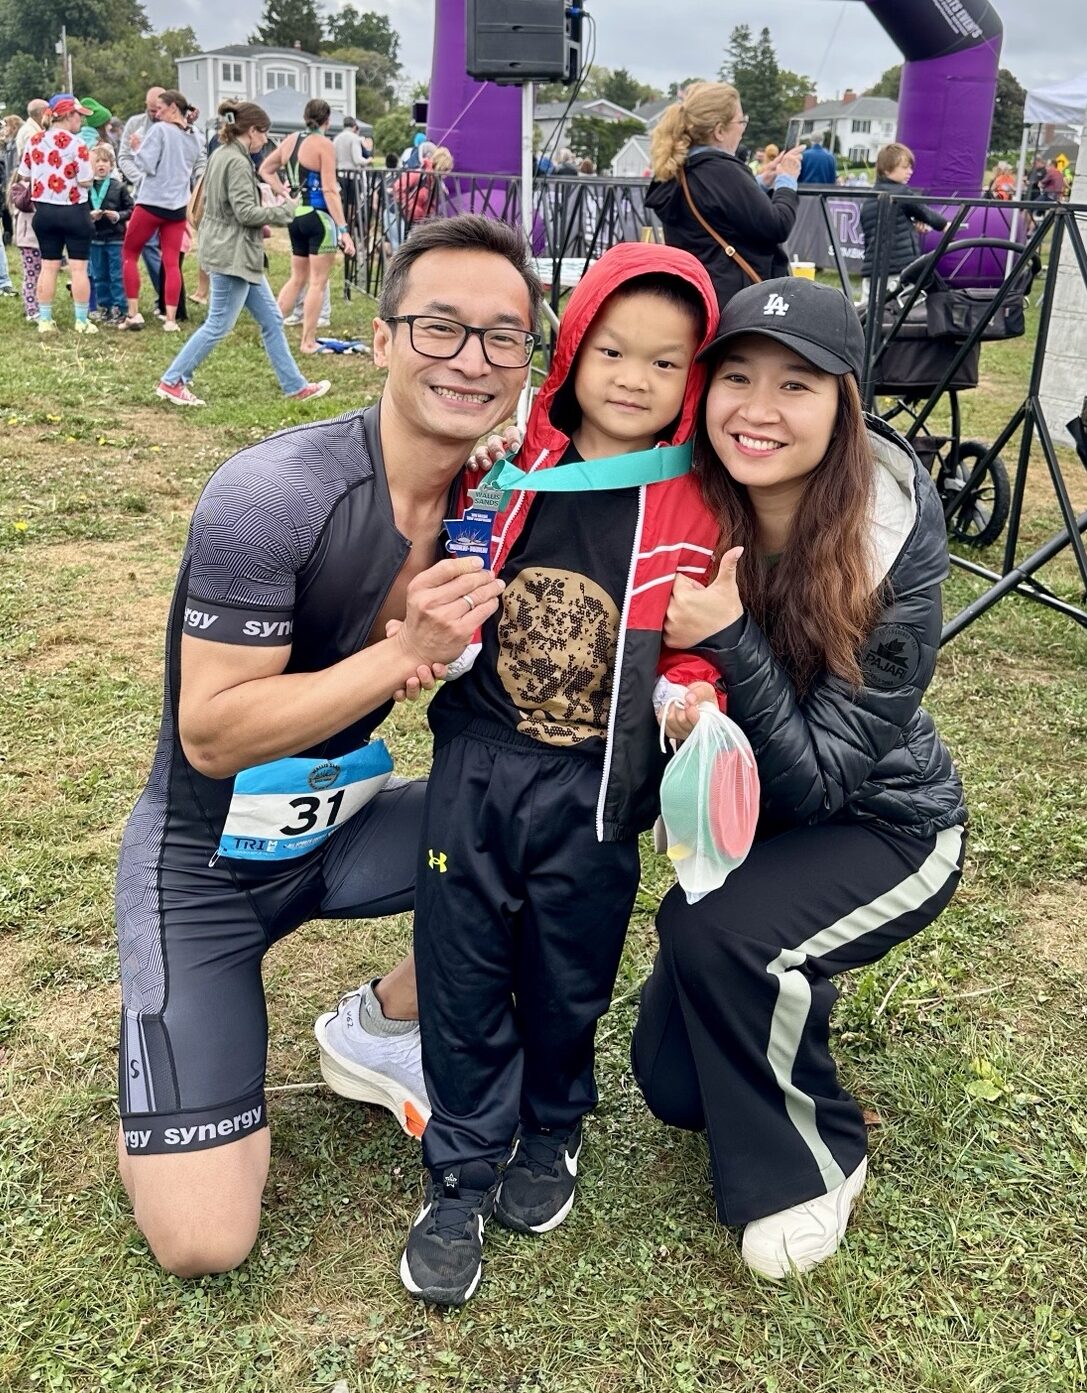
xmin=522 ymin=242 xmax=720 ymax=463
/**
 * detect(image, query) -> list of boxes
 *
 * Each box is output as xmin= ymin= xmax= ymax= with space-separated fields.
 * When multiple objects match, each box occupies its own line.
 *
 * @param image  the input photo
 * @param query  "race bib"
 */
xmin=216 ymin=741 xmax=394 ymax=862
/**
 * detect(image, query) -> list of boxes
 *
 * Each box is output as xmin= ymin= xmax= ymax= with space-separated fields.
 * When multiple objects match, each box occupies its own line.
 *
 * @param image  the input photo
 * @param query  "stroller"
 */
xmin=864 ymin=237 xmax=1041 ymax=547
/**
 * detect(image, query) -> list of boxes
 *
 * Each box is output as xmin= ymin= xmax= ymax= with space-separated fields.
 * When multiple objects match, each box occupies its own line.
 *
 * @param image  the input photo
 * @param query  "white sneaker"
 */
xmin=741 ymin=1158 xmax=868 ymax=1280
xmin=282 ymin=312 xmax=302 ymax=326
xmin=316 ymin=317 xmax=331 ymax=328
xmin=314 ymin=987 xmax=430 ymax=1138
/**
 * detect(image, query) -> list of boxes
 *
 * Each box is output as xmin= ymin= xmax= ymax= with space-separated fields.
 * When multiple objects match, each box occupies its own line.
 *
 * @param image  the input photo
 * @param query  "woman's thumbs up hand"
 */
xmin=662 ymin=547 xmax=744 ymax=650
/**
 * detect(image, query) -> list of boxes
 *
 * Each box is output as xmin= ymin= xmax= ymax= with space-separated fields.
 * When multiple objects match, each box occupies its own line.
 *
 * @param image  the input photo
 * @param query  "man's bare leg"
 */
xmin=117 ymin=1127 xmax=270 ymax=1277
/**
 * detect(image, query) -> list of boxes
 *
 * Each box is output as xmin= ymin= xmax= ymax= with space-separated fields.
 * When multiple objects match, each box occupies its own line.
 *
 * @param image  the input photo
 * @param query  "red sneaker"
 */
xmin=290 ymin=380 xmax=331 ymax=402
xmin=155 ymin=380 xmax=206 ymax=407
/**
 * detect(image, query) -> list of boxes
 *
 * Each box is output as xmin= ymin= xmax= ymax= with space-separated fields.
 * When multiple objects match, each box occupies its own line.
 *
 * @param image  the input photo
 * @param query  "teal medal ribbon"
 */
xmin=475 ymin=441 xmax=693 ymax=512
xmin=90 ymin=178 xmax=110 ymax=211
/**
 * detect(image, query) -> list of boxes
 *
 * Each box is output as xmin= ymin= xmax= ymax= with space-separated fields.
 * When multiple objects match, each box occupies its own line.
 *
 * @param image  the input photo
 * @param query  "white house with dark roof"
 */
xmin=176 ymin=44 xmax=358 ymax=128
xmin=534 ymin=96 xmax=643 ymax=156
xmin=785 ymin=93 xmax=898 ymax=164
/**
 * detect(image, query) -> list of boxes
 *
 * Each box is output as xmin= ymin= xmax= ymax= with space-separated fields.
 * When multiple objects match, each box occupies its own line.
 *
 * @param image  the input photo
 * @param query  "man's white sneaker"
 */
xmin=314 ymin=988 xmax=430 ymax=1138
xmin=741 ymin=1158 xmax=868 ymax=1280
xmin=282 ymin=313 xmax=302 ymax=326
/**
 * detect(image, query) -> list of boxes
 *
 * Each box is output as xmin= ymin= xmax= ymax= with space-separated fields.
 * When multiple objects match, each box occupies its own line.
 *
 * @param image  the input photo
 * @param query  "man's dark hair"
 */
xmin=378 ymin=214 xmax=543 ymax=329
xmin=343 ymin=116 xmax=357 ymax=128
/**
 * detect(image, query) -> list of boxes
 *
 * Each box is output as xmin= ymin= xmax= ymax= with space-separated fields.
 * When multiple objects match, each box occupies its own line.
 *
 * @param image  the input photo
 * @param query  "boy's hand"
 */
xmin=663 ymin=547 xmax=744 ymax=650
xmin=468 ymin=425 xmax=522 ymax=473
xmin=662 ymin=681 xmax=717 ymax=742
xmin=386 ymin=619 xmax=446 ymax=701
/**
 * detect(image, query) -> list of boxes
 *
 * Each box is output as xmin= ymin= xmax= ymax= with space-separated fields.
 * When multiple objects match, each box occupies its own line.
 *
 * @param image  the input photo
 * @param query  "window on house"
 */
xmin=851 ymin=119 xmax=871 ymax=133
xmin=222 ymin=62 xmax=242 ymax=83
xmin=801 ymin=120 xmax=815 ymax=134
xmin=265 ymin=69 xmax=296 ymax=89
xmin=323 ymin=70 xmax=344 ymax=91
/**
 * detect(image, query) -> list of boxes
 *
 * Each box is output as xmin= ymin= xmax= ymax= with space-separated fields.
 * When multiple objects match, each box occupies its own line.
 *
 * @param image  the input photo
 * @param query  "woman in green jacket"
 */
xmin=155 ymin=99 xmax=330 ymax=408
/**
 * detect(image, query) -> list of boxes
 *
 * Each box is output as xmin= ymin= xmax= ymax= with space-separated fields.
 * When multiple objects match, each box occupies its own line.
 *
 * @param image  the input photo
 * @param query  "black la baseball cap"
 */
xmin=697 ymin=276 xmax=865 ymax=379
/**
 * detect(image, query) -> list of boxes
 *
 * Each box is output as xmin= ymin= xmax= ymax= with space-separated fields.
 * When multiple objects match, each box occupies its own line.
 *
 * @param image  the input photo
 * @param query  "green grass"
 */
xmin=1 ymin=240 xmax=1086 ymax=1393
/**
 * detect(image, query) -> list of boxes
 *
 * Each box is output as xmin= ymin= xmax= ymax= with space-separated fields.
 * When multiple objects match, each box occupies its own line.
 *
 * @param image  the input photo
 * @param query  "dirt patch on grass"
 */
xmin=15 ymin=539 xmax=176 ymax=677
xmin=1019 ymin=882 xmax=1087 ymax=974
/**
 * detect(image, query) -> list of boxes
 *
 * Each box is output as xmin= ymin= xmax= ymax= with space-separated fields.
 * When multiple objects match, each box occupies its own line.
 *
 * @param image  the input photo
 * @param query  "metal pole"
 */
xmin=517 ymin=80 xmax=534 ymax=432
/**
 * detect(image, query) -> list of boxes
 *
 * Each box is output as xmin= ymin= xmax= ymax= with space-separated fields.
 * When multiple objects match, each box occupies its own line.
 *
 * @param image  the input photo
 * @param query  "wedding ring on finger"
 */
xmin=463 ymin=593 xmax=477 ymax=612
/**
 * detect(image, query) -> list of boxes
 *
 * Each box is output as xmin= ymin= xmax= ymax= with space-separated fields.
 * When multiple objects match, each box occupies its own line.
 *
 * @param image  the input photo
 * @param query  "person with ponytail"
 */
xmin=259 ymin=98 xmax=355 ymax=355
xmin=632 ymin=277 xmax=967 ymax=1280
xmin=154 ymin=101 xmax=329 ymax=407
xmin=646 ymin=82 xmax=803 ymax=309
xmin=120 ymin=89 xmax=201 ymax=331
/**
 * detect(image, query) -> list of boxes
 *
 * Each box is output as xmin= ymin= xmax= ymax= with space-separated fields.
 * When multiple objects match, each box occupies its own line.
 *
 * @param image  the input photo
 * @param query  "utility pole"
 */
xmin=55 ymin=26 xmax=73 ymax=93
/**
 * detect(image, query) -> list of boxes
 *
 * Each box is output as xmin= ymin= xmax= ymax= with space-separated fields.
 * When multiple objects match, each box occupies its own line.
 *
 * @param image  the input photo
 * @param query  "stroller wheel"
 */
xmin=939 ymin=441 xmax=1011 ymax=547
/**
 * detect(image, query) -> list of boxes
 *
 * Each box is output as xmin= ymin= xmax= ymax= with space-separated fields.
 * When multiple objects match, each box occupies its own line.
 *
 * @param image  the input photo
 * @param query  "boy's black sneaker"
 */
xmin=399 ymin=1160 xmax=499 ymax=1306
xmin=494 ymin=1121 xmax=582 ymax=1234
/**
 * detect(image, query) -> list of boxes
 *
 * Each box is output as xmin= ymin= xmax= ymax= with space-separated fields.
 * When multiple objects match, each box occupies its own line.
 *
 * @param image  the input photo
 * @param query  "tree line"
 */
xmin=0 ymin=8 xmax=1028 ymax=168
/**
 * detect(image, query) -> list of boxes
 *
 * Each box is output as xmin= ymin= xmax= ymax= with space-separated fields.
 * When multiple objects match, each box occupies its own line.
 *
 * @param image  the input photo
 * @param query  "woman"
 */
xmin=260 ymin=99 xmax=355 ymax=355
xmin=121 ymin=88 xmax=201 ymax=331
xmin=154 ymin=101 xmax=330 ymax=408
xmin=646 ymin=82 xmax=803 ymax=308
xmin=18 ymin=94 xmax=95 ymax=334
xmin=632 ymin=277 xmax=967 ymax=1280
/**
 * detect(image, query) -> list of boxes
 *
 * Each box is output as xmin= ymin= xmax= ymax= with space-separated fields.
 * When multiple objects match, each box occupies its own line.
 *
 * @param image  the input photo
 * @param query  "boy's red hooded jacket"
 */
xmin=454 ymin=242 xmax=723 ymax=842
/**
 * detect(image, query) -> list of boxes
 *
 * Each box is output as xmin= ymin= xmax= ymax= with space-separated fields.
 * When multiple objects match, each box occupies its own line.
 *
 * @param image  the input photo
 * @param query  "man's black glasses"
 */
xmin=385 ymin=315 xmax=539 ymax=369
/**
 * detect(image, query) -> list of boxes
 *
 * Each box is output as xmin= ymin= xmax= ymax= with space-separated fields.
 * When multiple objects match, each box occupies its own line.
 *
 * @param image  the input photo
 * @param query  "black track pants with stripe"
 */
xmin=631 ymin=820 xmax=966 ymax=1224
xmin=414 ymin=724 xmax=641 ymax=1173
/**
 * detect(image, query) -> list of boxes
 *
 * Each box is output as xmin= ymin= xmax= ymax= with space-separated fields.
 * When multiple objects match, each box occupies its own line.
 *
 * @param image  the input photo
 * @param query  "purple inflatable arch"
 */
xmin=864 ymin=0 xmax=1002 ymax=197
xmin=426 ymin=0 xmax=521 ymax=176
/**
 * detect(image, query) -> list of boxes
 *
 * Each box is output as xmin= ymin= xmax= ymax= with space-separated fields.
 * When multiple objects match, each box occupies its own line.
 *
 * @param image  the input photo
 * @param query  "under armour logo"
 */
xmin=763 ymin=292 xmax=790 ymax=316
xmin=428 ymin=850 xmax=448 ymax=872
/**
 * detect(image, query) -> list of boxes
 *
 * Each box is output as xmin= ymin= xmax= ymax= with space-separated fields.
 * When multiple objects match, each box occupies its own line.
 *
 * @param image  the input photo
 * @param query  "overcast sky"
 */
xmin=146 ymin=0 xmax=1083 ymax=103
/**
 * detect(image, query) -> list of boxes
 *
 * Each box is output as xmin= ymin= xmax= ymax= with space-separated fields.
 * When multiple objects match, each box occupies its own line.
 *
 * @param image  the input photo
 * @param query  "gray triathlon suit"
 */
xmin=117 ymin=404 xmax=432 ymax=1156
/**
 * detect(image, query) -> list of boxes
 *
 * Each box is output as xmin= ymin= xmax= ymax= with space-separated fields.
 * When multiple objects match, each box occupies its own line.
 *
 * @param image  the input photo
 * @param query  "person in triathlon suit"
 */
xmin=260 ymin=98 xmax=355 ymax=355
xmin=115 ymin=214 xmax=542 ymax=1277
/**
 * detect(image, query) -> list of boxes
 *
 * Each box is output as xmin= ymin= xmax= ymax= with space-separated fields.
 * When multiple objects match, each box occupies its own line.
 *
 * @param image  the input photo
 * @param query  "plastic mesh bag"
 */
xmin=658 ymin=700 xmax=760 ymax=904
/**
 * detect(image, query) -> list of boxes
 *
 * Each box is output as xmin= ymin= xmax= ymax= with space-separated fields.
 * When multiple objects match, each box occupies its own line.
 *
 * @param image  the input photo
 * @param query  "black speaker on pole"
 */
xmin=466 ymin=0 xmax=582 ymax=85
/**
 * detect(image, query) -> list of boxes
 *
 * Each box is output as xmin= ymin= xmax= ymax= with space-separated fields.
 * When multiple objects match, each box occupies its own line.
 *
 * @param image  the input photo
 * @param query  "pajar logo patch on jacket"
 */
xmin=860 ymin=625 xmax=922 ymax=690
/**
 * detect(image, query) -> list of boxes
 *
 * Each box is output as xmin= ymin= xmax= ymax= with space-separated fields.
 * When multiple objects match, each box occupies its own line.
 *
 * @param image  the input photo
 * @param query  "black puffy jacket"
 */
xmin=859 ymin=178 xmax=948 ymax=279
xmin=646 ymin=147 xmax=798 ymax=309
xmin=693 ymin=418 xmax=966 ymax=838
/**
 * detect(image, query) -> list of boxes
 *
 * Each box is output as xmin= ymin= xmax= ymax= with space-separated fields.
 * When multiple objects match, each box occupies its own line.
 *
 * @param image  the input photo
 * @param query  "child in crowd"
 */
xmin=88 ymin=143 xmax=132 ymax=323
xmin=858 ymin=141 xmax=948 ymax=306
xmin=398 ymin=242 xmax=723 ymax=1306
xmin=8 ymin=180 xmax=39 ymax=320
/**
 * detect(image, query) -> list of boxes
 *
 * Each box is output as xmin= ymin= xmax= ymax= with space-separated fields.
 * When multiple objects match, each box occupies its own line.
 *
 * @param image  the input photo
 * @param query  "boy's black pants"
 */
xmin=414 ymin=721 xmax=640 ymax=1174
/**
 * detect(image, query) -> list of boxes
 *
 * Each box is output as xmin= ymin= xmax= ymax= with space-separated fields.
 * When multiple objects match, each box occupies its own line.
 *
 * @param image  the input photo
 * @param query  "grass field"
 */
xmin=1 ymin=237 xmax=1085 ymax=1393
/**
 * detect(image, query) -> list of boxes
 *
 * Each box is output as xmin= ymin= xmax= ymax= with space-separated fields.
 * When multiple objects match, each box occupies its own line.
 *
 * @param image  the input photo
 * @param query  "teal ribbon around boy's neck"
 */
xmin=480 ymin=441 xmax=692 ymax=502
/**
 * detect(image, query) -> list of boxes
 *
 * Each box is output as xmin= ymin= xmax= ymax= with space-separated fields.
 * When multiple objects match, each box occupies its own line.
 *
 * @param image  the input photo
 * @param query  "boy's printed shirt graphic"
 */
xmin=498 ymin=566 xmax=618 ymax=745
xmin=21 ymin=128 xmax=92 ymax=205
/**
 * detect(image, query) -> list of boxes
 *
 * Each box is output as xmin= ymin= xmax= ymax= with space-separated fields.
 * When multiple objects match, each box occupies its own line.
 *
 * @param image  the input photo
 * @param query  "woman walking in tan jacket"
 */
xmin=154 ymin=100 xmax=329 ymax=408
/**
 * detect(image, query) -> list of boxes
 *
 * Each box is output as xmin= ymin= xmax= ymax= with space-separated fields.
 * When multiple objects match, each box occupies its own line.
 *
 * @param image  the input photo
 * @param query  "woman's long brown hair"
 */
xmin=693 ymin=372 xmax=881 ymax=695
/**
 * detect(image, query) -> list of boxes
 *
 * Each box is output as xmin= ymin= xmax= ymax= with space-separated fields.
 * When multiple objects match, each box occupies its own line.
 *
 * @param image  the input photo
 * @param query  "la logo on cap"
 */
xmin=762 ymin=292 xmax=789 ymax=317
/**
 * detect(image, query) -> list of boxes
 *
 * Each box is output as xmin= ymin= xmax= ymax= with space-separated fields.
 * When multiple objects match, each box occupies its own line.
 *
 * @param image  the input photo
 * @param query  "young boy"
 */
xmin=399 ymin=242 xmax=722 ymax=1306
xmin=858 ymin=142 xmax=948 ymax=306
xmin=87 ymin=143 xmax=132 ymax=323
